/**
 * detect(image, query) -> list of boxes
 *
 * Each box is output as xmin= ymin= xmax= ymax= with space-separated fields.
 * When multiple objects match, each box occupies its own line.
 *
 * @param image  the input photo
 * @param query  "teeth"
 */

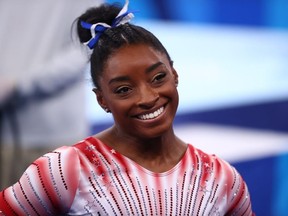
xmin=138 ymin=107 xmax=164 ymax=120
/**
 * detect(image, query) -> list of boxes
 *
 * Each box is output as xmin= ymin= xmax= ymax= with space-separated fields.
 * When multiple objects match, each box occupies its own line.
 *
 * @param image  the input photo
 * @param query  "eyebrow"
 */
xmin=108 ymin=61 xmax=165 ymax=85
xmin=145 ymin=61 xmax=164 ymax=74
xmin=108 ymin=76 xmax=130 ymax=85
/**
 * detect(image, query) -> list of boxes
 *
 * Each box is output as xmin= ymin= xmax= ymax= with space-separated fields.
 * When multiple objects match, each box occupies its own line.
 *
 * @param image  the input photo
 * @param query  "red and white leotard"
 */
xmin=0 ymin=137 xmax=253 ymax=215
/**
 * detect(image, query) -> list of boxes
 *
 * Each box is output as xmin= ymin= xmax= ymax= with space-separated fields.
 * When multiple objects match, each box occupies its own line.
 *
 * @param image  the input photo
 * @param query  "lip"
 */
xmin=134 ymin=105 xmax=166 ymax=121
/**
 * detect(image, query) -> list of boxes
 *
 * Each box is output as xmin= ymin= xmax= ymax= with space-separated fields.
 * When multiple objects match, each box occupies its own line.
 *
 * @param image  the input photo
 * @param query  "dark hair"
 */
xmin=76 ymin=3 xmax=173 ymax=88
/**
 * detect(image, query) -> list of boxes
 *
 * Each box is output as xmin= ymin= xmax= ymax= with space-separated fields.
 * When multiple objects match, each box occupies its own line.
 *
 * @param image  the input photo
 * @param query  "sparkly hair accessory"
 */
xmin=81 ymin=0 xmax=134 ymax=49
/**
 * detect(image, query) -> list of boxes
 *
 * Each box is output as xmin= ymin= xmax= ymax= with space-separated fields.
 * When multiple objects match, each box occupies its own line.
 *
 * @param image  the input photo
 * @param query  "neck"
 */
xmin=97 ymin=126 xmax=187 ymax=172
xmin=113 ymin=125 xmax=177 ymax=151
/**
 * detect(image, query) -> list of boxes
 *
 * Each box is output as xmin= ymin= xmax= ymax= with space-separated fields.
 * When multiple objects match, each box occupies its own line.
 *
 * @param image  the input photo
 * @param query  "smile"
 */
xmin=137 ymin=107 xmax=164 ymax=120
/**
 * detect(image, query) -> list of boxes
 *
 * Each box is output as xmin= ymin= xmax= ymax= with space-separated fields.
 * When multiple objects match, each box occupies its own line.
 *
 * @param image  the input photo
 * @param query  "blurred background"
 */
xmin=1 ymin=0 xmax=288 ymax=215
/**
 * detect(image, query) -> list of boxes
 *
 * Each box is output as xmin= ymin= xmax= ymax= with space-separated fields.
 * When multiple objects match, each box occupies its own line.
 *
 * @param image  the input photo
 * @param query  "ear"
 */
xmin=93 ymin=88 xmax=108 ymax=110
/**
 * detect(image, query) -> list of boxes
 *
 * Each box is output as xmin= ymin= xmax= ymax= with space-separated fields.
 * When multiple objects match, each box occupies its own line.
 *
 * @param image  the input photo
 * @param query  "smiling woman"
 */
xmin=96 ymin=44 xmax=179 ymax=141
xmin=0 ymin=0 xmax=254 ymax=215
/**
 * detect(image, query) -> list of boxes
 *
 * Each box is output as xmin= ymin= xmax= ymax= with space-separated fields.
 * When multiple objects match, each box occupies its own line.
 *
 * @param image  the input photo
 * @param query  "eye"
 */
xmin=115 ymin=86 xmax=131 ymax=95
xmin=152 ymin=72 xmax=166 ymax=83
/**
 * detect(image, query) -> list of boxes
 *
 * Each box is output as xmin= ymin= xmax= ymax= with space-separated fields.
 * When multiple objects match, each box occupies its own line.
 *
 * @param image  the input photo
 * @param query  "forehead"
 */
xmin=104 ymin=44 xmax=170 ymax=75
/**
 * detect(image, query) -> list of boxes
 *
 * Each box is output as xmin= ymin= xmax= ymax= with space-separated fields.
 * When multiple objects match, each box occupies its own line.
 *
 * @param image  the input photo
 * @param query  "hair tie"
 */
xmin=81 ymin=0 xmax=134 ymax=49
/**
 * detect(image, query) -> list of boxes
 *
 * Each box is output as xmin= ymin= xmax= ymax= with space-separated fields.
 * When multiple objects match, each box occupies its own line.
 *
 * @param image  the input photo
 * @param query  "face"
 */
xmin=96 ymin=44 xmax=179 ymax=139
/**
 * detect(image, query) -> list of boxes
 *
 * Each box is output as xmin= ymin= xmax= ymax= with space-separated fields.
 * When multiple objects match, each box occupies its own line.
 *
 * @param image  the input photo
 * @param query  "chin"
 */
xmin=136 ymin=121 xmax=174 ymax=140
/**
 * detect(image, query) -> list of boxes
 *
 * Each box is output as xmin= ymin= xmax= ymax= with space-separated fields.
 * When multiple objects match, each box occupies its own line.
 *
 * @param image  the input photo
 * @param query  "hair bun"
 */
xmin=76 ymin=3 xmax=122 ymax=44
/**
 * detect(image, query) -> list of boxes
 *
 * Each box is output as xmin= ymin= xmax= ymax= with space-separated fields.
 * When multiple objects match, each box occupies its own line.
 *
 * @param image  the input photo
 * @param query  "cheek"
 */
xmin=109 ymin=100 xmax=133 ymax=117
xmin=165 ymin=82 xmax=179 ymax=100
xmin=172 ymin=88 xmax=179 ymax=107
xmin=167 ymin=84 xmax=179 ymax=110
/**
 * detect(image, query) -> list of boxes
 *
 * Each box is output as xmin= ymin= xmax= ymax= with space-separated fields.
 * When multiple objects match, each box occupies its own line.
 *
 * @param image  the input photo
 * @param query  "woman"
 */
xmin=0 ymin=1 xmax=254 ymax=215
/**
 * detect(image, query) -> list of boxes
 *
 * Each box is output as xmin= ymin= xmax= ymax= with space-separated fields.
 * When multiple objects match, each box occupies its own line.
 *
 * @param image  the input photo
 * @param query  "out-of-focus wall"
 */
xmin=0 ymin=0 xmax=102 ymax=148
xmin=0 ymin=0 xmax=104 ymax=189
xmin=111 ymin=0 xmax=288 ymax=29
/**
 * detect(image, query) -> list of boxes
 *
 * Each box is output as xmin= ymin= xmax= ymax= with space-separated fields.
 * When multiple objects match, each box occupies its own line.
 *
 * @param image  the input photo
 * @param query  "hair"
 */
xmin=75 ymin=2 xmax=173 ymax=89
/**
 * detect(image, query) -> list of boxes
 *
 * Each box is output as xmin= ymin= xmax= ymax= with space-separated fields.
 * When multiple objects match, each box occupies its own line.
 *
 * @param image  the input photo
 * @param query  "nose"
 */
xmin=137 ymin=84 xmax=159 ymax=109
